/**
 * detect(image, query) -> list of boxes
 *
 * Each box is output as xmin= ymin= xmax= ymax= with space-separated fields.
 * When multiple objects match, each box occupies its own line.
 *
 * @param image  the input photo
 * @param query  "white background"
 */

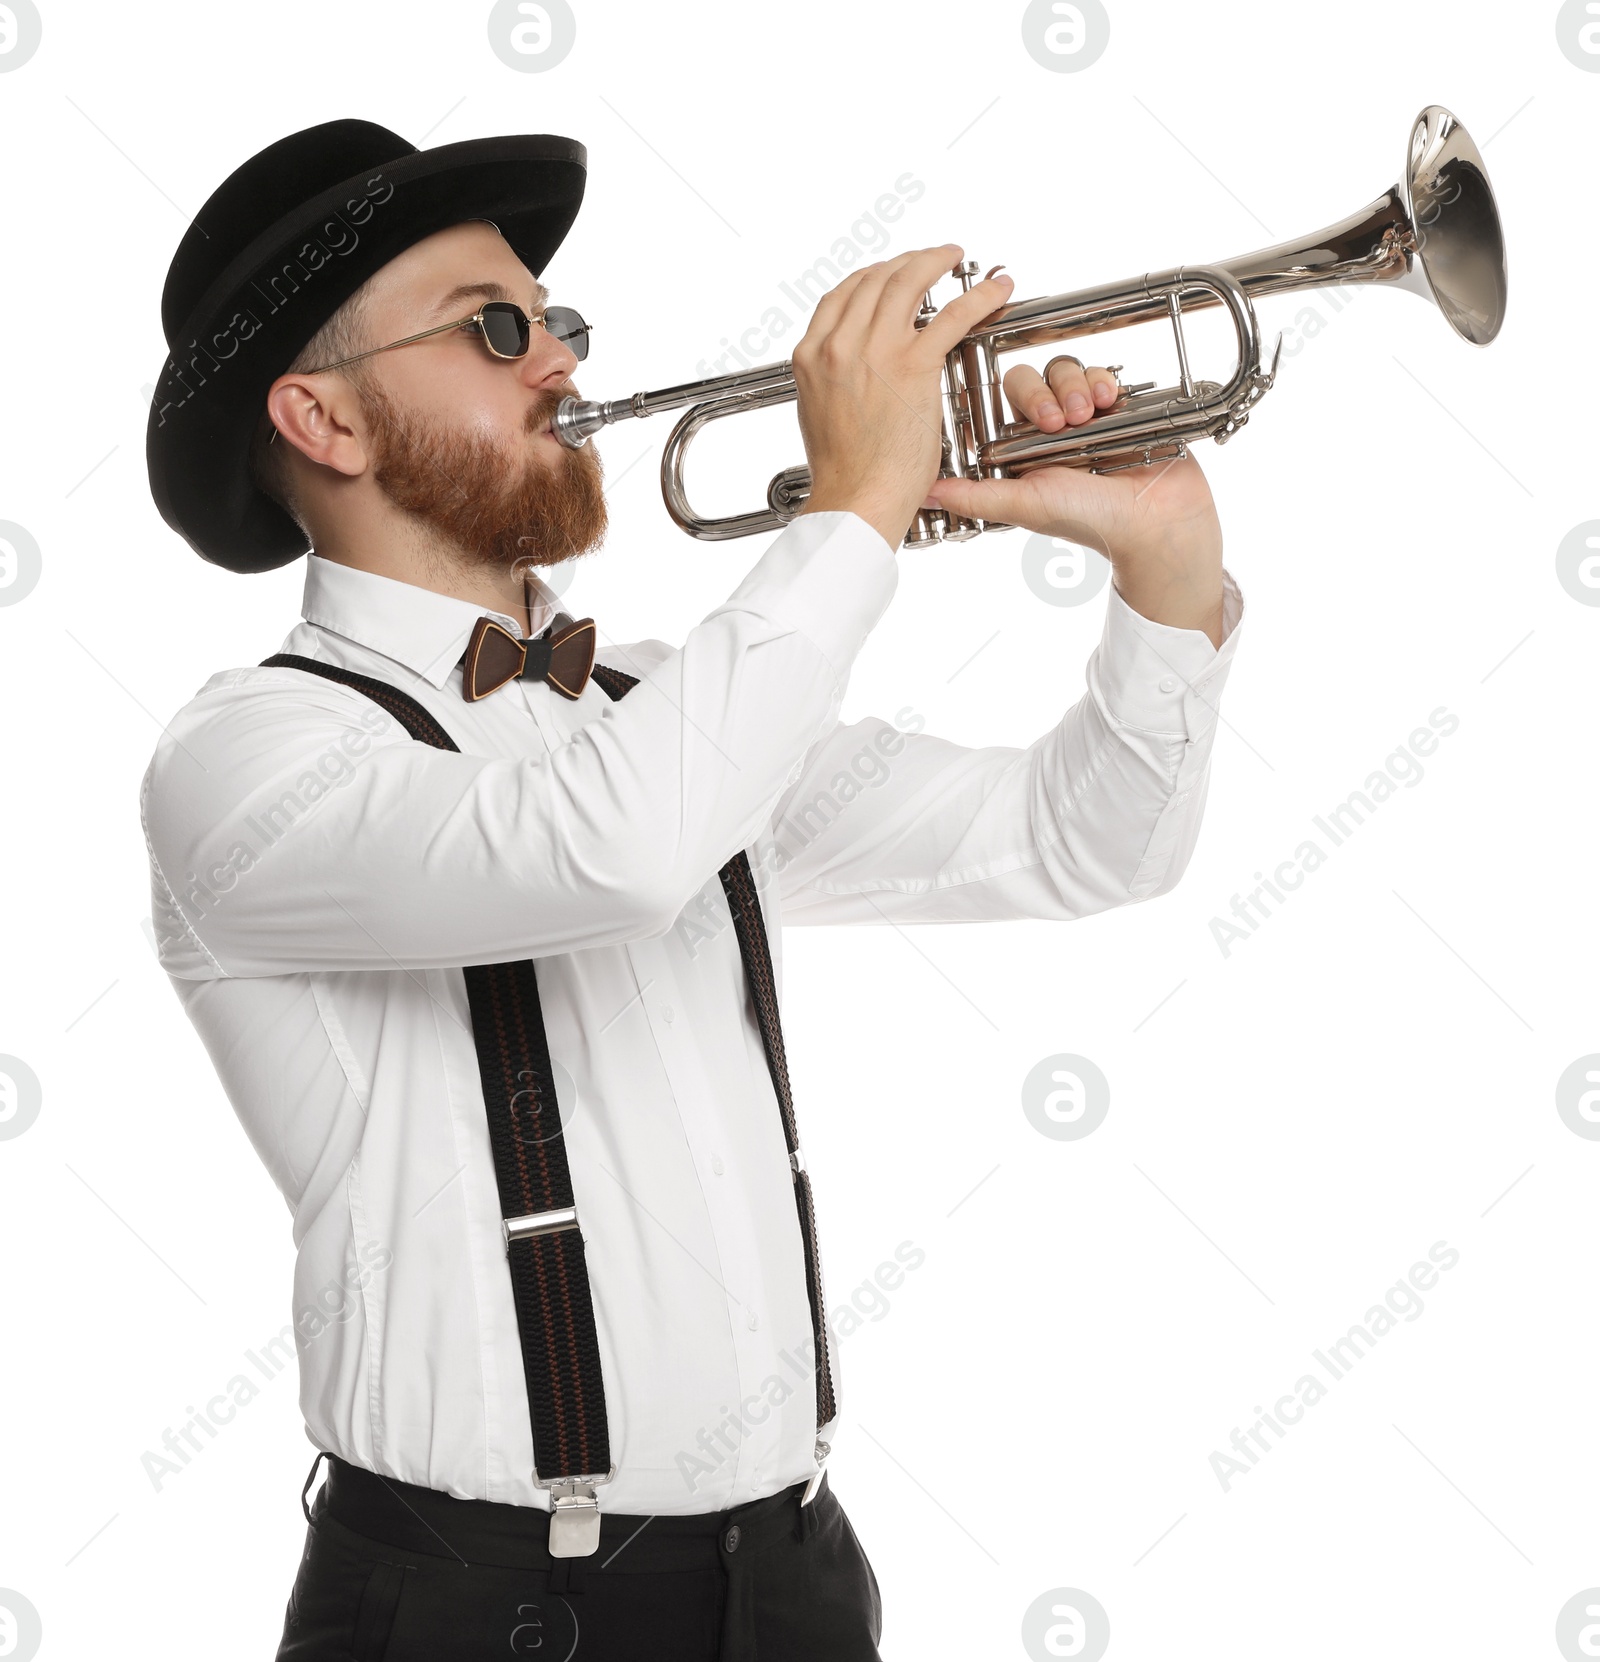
xmin=1 ymin=2 xmax=1595 ymax=1658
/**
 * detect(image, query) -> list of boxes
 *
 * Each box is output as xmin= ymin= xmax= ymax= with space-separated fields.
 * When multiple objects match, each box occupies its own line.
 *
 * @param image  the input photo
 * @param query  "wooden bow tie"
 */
xmin=461 ymin=612 xmax=597 ymax=703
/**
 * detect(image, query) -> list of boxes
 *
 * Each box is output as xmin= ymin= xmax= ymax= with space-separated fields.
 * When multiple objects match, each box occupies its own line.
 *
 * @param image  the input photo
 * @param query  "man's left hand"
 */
xmin=921 ymin=355 xmax=1226 ymax=648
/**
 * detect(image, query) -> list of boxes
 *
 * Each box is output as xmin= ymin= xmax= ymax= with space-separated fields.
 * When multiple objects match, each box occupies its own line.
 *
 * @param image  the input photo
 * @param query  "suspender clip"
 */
xmin=546 ymin=1478 xmax=602 ymax=1557
xmin=800 ymin=1437 xmax=831 ymax=1507
xmin=534 ymin=1469 xmax=614 ymax=1555
xmin=536 ymin=1463 xmax=617 ymax=1558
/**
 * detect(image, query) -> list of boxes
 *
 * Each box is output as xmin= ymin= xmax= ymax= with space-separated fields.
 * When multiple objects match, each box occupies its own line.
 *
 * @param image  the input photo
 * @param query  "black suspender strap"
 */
xmin=260 ymin=651 xmax=835 ymax=1549
xmin=262 ymin=652 xmax=611 ymax=1553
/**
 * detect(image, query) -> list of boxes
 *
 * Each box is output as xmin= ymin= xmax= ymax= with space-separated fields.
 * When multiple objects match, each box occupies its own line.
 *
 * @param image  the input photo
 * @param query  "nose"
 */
xmin=519 ymin=321 xmax=579 ymax=392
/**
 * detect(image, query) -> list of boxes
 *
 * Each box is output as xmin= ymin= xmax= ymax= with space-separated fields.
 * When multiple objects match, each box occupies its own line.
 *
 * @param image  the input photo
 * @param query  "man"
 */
xmin=142 ymin=119 xmax=1243 ymax=1661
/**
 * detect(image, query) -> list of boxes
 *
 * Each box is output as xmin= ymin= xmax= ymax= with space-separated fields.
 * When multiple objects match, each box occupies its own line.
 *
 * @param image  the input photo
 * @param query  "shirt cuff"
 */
xmin=1090 ymin=565 xmax=1245 ymax=745
xmin=720 ymin=510 xmax=900 ymax=685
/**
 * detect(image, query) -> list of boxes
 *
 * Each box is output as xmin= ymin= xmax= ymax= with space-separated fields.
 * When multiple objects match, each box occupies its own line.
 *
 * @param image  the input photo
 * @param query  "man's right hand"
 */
xmin=792 ymin=244 xmax=1014 ymax=553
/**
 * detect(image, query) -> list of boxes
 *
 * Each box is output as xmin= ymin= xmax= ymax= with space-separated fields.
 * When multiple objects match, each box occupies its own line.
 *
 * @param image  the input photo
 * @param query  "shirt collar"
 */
xmin=299 ymin=555 xmax=561 ymax=689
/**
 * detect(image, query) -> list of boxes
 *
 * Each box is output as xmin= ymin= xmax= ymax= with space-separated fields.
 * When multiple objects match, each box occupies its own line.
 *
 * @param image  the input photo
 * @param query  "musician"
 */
xmin=142 ymin=119 xmax=1243 ymax=1662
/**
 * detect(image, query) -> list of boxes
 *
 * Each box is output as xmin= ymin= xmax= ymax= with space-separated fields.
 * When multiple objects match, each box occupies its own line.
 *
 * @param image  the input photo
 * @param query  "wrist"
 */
xmin=1110 ymin=556 xmax=1226 ymax=644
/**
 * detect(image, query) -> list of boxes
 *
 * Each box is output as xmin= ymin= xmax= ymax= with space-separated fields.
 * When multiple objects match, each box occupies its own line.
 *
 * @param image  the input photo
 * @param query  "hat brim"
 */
xmin=147 ymin=133 xmax=586 ymax=574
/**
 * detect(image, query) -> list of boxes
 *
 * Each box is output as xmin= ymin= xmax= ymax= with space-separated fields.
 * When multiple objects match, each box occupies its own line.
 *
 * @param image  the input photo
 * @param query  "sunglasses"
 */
xmin=300 ymin=299 xmax=591 ymax=375
xmin=269 ymin=300 xmax=593 ymax=444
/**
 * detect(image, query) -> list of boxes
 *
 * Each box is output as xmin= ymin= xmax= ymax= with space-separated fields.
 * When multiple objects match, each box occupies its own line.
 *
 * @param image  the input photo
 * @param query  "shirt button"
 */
xmin=746 ymin=1310 xmax=759 ymax=1331
xmin=1158 ymin=676 xmax=1178 ymax=693
xmin=711 ymin=1156 xmax=725 ymax=1176
xmin=724 ymin=1524 xmax=741 ymax=1553
xmin=661 ymin=1004 xmax=675 ymax=1023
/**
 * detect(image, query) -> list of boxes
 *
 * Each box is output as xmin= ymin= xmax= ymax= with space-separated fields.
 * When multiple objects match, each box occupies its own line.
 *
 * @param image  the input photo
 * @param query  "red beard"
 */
xmin=362 ymin=380 xmax=608 ymax=583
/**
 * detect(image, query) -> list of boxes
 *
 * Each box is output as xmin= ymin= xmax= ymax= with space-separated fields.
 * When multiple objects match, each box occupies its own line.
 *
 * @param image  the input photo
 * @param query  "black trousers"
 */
xmin=275 ymin=1453 xmax=884 ymax=1660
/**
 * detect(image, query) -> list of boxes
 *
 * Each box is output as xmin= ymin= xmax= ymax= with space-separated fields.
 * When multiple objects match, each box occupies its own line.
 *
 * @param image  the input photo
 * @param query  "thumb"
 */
xmin=922 ymin=473 xmax=1032 ymax=522
xmin=926 ymin=468 xmax=1116 ymax=557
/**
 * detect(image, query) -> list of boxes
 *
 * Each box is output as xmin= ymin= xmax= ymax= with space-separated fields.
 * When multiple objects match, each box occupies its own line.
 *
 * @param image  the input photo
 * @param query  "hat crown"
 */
xmin=160 ymin=118 xmax=416 ymax=346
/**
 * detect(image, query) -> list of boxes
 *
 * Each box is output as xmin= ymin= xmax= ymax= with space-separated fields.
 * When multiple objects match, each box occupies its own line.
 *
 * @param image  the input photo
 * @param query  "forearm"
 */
xmin=776 ymin=570 xmax=1245 ymax=923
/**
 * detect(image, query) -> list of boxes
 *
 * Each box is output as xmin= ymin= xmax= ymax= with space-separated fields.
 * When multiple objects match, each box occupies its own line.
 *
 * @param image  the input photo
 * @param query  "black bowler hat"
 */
xmin=146 ymin=118 xmax=586 ymax=574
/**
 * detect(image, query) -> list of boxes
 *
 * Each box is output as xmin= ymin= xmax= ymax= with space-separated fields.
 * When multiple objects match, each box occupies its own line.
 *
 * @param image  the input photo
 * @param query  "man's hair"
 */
xmin=246 ymin=279 xmax=381 ymax=531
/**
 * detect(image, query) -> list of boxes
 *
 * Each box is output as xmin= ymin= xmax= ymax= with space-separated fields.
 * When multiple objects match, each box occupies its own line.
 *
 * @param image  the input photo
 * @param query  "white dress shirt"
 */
xmin=141 ymin=509 xmax=1244 ymax=1515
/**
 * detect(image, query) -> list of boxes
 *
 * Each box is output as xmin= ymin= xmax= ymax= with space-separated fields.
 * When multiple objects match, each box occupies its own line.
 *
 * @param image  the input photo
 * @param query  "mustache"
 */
xmin=527 ymin=384 xmax=580 ymax=435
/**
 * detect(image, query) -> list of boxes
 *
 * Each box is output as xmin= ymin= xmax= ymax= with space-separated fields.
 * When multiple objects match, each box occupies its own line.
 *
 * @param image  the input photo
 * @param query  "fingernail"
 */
xmin=1066 ymin=394 xmax=1091 ymax=420
xmin=921 ymin=494 xmax=942 ymax=511
xmin=1039 ymin=400 xmax=1063 ymax=423
xmin=1094 ymin=380 xmax=1116 ymax=404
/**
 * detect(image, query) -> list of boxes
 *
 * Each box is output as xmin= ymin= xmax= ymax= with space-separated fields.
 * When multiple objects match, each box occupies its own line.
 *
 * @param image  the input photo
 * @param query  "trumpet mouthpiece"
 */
xmin=552 ymin=396 xmax=611 ymax=449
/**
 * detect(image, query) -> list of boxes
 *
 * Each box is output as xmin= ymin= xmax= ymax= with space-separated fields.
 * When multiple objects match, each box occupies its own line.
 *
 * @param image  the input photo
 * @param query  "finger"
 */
xmin=812 ymin=246 xmax=953 ymax=347
xmin=794 ymin=263 xmax=895 ymax=370
xmin=1086 ymin=366 xmax=1120 ymax=409
xmin=825 ymin=246 xmax=954 ymax=349
xmin=913 ymin=272 xmax=1015 ymax=361
xmin=799 ymin=260 xmax=884 ymax=342
xmin=1002 ymin=364 xmax=1067 ymax=432
xmin=830 ymin=258 xmax=901 ymax=335
xmin=867 ymin=243 xmax=970 ymax=332
xmin=1044 ymin=358 xmax=1096 ymax=425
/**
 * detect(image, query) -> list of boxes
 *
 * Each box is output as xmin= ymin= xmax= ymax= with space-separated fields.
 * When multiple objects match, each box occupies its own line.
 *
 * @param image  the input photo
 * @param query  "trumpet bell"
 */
xmin=1218 ymin=104 xmax=1506 ymax=349
xmin=1402 ymin=104 xmax=1507 ymax=345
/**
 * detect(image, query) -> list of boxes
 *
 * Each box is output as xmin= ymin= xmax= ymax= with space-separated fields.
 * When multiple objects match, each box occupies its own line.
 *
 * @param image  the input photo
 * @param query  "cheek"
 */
xmin=453 ymin=399 xmax=533 ymax=464
xmin=458 ymin=382 xmax=528 ymax=439
xmin=391 ymin=357 xmax=524 ymax=438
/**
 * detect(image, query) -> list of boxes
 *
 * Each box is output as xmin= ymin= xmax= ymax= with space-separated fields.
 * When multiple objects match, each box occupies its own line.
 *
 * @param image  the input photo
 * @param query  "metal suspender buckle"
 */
xmin=536 ymin=1464 xmax=617 ymax=1557
xmin=502 ymin=1206 xmax=580 ymax=1250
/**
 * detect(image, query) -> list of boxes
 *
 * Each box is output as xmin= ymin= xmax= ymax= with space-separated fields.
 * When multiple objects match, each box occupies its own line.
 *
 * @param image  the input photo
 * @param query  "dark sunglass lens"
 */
xmin=480 ymin=302 xmax=530 ymax=357
xmin=543 ymin=305 xmax=590 ymax=362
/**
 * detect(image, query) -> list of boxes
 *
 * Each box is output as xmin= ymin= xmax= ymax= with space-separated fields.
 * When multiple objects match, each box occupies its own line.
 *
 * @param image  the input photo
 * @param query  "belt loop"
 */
xmin=301 ymin=1450 xmax=329 ymax=1527
xmin=548 ymin=1559 xmax=586 ymax=1596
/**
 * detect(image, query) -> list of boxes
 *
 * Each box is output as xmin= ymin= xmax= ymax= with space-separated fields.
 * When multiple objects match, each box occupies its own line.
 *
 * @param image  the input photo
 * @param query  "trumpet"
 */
xmin=553 ymin=104 xmax=1506 ymax=549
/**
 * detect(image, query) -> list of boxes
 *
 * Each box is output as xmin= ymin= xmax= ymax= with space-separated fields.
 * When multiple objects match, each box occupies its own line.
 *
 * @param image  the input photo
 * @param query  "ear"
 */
xmin=264 ymin=372 xmax=371 ymax=480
